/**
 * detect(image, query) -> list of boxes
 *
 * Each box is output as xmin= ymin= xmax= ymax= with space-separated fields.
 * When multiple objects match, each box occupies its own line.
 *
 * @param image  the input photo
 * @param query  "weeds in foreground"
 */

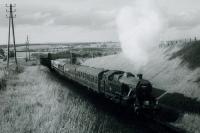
xmin=0 ymin=67 xmax=7 ymax=90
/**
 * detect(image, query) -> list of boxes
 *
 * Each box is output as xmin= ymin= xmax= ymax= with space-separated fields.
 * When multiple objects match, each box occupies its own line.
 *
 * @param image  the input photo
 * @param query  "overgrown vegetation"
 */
xmin=0 ymin=48 xmax=5 ymax=58
xmin=170 ymin=41 xmax=200 ymax=70
xmin=0 ymin=68 xmax=7 ymax=90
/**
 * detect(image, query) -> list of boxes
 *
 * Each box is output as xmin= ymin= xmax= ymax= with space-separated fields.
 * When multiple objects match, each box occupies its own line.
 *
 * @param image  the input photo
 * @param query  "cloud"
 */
xmin=17 ymin=11 xmax=57 ymax=26
xmin=53 ymin=9 xmax=116 ymax=29
xmin=1 ymin=6 xmax=116 ymax=30
xmin=1 ymin=0 xmax=200 ymax=43
xmin=167 ymin=11 xmax=200 ymax=30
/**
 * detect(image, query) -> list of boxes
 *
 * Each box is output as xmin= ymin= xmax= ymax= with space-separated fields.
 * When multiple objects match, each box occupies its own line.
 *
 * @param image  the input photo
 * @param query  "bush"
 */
xmin=0 ymin=78 xmax=6 ymax=90
xmin=9 ymin=51 xmax=14 ymax=57
xmin=0 ymin=68 xmax=7 ymax=90
xmin=0 ymin=49 xmax=5 ymax=58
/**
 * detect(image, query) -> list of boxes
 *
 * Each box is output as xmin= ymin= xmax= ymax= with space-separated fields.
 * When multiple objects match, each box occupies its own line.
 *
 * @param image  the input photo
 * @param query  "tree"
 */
xmin=0 ymin=49 xmax=5 ymax=58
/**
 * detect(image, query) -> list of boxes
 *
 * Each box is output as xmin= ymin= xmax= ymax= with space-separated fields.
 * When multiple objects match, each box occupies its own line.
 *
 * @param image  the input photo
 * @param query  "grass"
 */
xmin=170 ymin=41 xmax=200 ymax=70
xmin=0 ymin=66 xmax=62 ymax=133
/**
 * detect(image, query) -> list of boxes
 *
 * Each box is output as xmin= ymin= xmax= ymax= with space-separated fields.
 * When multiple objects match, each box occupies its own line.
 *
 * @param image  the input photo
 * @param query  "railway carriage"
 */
xmin=63 ymin=63 xmax=78 ymax=81
xmin=51 ymin=60 xmax=65 ymax=75
xmin=72 ymin=66 xmax=106 ymax=92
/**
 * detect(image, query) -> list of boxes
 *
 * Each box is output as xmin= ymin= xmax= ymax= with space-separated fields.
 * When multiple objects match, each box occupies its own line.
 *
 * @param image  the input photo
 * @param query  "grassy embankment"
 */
xmin=170 ymin=40 xmax=200 ymax=70
xmin=170 ymin=40 xmax=200 ymax=84
xmin=163 ymin=41 xmax=200 ymax=113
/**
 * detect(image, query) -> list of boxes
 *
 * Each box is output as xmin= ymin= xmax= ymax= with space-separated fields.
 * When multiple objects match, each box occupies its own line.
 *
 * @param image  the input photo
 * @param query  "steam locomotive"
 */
xmin=40 ymin=54 xmax=158 ymax=113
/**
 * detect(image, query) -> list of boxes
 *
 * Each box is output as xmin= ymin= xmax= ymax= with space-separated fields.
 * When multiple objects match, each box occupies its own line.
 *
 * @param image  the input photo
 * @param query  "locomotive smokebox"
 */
xmin=137 ymin=74 xmax=143 ymax=79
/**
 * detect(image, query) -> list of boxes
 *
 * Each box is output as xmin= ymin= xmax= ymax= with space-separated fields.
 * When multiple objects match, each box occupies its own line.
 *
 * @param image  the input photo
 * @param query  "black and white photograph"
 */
xmin=0 ymin=0 xmax=200 ymax=133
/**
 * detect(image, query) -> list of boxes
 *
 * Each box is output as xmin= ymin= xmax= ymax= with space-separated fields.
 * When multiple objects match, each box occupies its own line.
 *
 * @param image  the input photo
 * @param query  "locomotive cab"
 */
xmin=119 ymin=73 xmax=158 ymax=112
xmin=135 ymin=79 xmax=158 ymax=110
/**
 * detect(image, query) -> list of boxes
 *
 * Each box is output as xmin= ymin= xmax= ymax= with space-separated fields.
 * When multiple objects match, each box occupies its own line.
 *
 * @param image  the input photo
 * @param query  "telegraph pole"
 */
xmin=26 ymin=35 xmax=30 ymax=61
xmin=6 ymin=4 xmax=18 ymax=69
xmin=26 ymin=36 xmax=28 ymax=62
xmin=28 ymin=37 xmax=30 ymax=60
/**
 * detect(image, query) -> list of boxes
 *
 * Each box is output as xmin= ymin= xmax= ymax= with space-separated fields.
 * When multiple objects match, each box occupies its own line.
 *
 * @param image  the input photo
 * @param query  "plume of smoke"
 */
xmin=116 ymin=0 xmax=163 ymax=72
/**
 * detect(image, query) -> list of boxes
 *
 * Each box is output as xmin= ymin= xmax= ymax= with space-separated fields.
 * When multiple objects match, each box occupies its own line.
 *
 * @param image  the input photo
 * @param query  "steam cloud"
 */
xmin=116 ymin=0 xmax=163 ymax=72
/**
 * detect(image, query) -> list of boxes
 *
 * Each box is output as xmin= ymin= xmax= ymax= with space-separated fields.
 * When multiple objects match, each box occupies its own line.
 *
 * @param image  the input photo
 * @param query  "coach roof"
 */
xmin=76 ymin=65 xmax=105 ymax=76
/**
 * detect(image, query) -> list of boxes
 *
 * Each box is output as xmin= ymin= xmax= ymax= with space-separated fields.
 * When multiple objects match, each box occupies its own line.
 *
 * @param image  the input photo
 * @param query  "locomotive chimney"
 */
xmin=137 ymin=74 xmax=143 ymax=79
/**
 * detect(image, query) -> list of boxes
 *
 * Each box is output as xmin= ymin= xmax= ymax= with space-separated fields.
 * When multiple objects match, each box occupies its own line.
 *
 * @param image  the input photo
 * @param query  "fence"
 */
xmin=159 ymin=37 xmax=199 ymax=48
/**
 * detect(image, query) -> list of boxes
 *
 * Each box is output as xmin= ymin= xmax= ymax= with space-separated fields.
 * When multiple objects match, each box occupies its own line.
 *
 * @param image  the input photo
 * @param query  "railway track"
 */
xmin=145 ymin=116 xmax=185 ymax=133
xmin=141 ymin=106 xmax=186 ymax=133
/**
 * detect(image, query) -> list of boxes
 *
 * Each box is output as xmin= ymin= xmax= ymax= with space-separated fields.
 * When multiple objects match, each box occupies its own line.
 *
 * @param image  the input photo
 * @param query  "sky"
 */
xmin=1 ymin=0 xmax=200 ymax=44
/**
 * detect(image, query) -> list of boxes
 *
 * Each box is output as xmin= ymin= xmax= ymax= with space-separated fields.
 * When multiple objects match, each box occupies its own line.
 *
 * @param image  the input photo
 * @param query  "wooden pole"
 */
xmin=27 ymin=35 xmax=30 ymax=60
xmin=26 ymin=35 xmax=28 ymax=62
xmin=10 ymin=4 xmax=18 ymax=69
xmin=7 ymin=10 xmax=11 ymax=68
